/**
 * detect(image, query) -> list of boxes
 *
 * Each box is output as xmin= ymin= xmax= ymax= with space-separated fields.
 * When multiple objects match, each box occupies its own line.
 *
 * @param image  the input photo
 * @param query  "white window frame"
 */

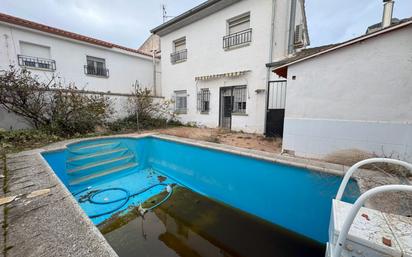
xmin=232 ymin=86 xmax=247 ymax=114
xmin=227 ymin=12 xmax=251 ymax=35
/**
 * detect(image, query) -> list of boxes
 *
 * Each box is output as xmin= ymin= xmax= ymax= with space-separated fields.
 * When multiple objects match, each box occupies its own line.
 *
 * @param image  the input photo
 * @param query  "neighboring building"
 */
xmin=0 ymin=12 xmax=159 ymax=94
xmin=267 ymin=19 xmax=412 ymax=161
xmin=151 ymin=0 xmax=309 ymax=134
xmin=0 ymin=12 xmax=161 ymax=129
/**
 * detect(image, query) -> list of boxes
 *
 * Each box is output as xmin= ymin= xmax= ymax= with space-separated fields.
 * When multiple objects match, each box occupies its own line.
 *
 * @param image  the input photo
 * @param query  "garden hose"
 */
xmin=73 ymin=183 xmax=173 ymax=218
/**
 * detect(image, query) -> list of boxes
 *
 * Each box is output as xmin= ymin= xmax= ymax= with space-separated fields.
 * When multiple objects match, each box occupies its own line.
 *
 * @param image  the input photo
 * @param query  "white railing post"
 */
xmin=336 ymin=158 xmax=412 ymax=201
xmin=332 ymin=185 xmax=412 ymax=257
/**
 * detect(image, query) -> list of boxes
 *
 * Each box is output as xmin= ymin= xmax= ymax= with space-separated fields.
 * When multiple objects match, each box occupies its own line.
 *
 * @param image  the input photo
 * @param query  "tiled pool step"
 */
xmin=67 ymin=148 xmax=129 ymax=163
xmin=69 ymin=162 xmax=139 ymax=186
xmin=67 ymin=154 xmax=135 ymax=174
xmin=69 ymin=141 xmax=121 ymax=154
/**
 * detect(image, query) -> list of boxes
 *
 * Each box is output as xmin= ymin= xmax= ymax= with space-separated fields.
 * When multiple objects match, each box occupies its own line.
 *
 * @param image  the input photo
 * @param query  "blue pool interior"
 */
xmin=42 ymin=136 xmax=359 ymax=244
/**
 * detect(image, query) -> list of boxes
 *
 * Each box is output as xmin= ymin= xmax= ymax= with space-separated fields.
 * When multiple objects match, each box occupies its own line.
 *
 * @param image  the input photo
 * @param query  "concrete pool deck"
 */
xmin=0 ymin=133 xmax=410 ymax=256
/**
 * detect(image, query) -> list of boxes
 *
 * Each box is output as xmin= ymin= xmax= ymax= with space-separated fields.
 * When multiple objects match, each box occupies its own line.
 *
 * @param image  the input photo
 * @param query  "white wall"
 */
xmin=283 ymin=26 xmax=412 ymax=161
xmin=159 ymin=0 xmax=303 ymax=133
xmin=0 ymin=22 xmax=158 ymax=94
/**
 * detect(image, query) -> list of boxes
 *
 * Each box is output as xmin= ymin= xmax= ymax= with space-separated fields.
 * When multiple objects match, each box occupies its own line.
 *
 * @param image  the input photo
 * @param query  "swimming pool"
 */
xmin=42 ymin=136 xmax=358 ymax=245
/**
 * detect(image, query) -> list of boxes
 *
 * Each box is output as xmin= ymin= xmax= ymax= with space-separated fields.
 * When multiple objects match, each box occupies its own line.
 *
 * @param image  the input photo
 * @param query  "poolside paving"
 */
xmin=0 ymin=150 xmax=118 ymax=257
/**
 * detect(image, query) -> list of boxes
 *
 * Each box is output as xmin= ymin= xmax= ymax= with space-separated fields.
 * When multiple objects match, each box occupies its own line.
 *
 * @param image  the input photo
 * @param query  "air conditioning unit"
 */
xmin=294 ymin=24 xmax=304 ymax=47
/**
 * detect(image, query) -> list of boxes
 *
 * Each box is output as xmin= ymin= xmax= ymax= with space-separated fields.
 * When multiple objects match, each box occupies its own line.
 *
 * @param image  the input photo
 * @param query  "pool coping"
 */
xmin=1 ymin=133 xmax=375 ymax=257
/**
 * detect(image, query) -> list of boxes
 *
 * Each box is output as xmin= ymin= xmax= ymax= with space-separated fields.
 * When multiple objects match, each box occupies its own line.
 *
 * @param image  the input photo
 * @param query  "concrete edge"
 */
xmin=34 ymin=152 xmax=119 ymax=257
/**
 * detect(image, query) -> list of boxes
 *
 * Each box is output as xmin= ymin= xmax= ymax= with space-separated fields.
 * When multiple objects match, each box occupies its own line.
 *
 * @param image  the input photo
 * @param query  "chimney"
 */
xmin=382 ymin=0 xmax=394 ymax=28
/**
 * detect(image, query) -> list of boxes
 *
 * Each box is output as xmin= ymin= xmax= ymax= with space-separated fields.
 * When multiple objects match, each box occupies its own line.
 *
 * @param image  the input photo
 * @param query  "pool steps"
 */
xmin=66 ymin=141 xmax=138 ymax=186
xmin=67 ymin=154 xmax=135 ymax=174
xmin=67 ymin=147 xmax=128 ymax=162
xmin=69 ymin=162 xmax=138 ymax=186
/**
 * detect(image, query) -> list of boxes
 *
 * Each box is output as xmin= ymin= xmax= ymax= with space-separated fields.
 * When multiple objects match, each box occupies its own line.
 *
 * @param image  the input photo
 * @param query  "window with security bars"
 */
xmin=197 ymin=89 xmax=210 ymax=113
xmin=174 ymin=90 xmax=187 ymax=114
xmin=233 ymin=86 xmax=247 ymax=113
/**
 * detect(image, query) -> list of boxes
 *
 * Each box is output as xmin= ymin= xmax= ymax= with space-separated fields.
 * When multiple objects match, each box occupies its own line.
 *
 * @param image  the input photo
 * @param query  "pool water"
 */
xmin=42 ymin=136 xmax=359 ymax=255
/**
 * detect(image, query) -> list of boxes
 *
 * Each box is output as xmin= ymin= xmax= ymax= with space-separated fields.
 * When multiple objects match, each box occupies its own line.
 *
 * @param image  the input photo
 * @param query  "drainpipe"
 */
xmin=264 ymin=0 xmax=277 ymax=136
xmin=152 ymin=45 xmax=157 ymax=96
xmin=382 ymin=0 xmax=394 ymax=29
xmin=287 ymin=0 xmax=297 ymax=55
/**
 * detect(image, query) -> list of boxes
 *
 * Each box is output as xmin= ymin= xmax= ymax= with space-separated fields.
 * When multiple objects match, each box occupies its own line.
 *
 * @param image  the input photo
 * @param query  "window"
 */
xmin=223 ymin=13 xmax=252 ymax=49
xmin=228 ymin=13 xmax=250 ymax=35
xmin=171 ymin=37 xmax=187 ymax=64
xmin=85 ymin=56 xmax=109 ymax=77
xmin=294 ymin=24 xmax=304 ymax=47
xmin=232 ymin=86 xmax=247 ymax=113
xmin=174 ymin=90 xmax=187 ymax=114
xmin=18 ymin=42 xmax=55 ymax=71
xmin=197 ymin=89 xmax=210 ymax=113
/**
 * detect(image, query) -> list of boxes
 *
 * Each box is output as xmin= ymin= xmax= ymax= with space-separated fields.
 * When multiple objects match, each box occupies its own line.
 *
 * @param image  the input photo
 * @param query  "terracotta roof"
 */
xmin=0 ymin=12 xmax=153 ymax=58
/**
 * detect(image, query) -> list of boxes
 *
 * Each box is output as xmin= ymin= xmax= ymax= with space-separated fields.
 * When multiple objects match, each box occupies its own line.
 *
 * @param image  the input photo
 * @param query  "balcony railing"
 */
xmin=170 ymin=49 xmax=187 ymax=64
xmin=84 ymin=65 xmax=109 ymax=77
xmin=223 ymin=28 xmax=252 ymax=49
xmin=17 ymin=55 xmax=56 ymax=71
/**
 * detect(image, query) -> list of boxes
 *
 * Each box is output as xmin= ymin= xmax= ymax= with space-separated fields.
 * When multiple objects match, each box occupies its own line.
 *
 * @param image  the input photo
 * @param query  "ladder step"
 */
xmin=69 ymin=163 xmax=138 ymax=186
xmin=67 ymin=154 xmax=134 ymax=174
xmin=67 ymin=148 xmax=128 ymax=162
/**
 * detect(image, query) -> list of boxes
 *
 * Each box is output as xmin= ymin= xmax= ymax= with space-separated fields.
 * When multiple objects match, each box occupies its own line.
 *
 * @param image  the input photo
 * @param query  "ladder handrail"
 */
xmin=332 ymin=184 xmax=412 ymax=257
xmin=336 ymin=158 xmax=412 ymax=201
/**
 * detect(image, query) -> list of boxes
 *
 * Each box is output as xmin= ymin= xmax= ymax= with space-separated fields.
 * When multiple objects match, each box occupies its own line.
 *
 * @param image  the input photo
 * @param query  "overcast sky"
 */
xmin=0 ymin=0 xmax=411 ymax=48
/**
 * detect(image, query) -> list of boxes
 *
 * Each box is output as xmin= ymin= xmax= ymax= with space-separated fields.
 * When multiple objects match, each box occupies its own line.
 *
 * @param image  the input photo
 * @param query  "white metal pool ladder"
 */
xmin=327 ymin=158 xmax=412 ymax=257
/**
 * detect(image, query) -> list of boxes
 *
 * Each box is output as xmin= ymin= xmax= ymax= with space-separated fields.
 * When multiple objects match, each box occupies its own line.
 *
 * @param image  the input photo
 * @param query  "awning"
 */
xmin=195 ymin=70 xmax=250 ymax=81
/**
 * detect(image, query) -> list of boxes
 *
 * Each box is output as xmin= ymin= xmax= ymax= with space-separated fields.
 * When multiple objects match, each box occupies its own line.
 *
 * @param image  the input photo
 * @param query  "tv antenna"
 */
xmin=162 ymin=4 xmax=175 ymax=23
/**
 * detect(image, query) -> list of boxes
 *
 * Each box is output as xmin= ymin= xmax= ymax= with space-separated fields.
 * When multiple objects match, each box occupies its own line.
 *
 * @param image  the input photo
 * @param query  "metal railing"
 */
xmin=17 ymin=55 xmax=56 ymax=71
xmin=223 ymin=28 xmax=252 ymax=49
xmin=170 ymin=49 xmax=187 ymax=64
xmin=84 ymin=65 xmax=109 ymax=77
xmin=331 ymin=158 xmax=412 ymax=257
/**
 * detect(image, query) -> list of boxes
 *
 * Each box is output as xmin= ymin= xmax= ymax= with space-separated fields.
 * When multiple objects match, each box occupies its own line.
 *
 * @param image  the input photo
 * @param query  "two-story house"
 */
xmin=0 ymin=12 xmax=161 ymax=129
xmin=0 ymin=12 xmax=160 ymax=94
xmin=151 ymin=0 xmax=309 ymax=134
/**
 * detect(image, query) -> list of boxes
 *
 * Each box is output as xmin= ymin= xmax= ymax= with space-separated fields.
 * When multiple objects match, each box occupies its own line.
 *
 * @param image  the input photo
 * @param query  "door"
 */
xmin=219 ymin=87 xmax=233 ymax=129
xmin=265 ymin=80 xmax=287 ymax=137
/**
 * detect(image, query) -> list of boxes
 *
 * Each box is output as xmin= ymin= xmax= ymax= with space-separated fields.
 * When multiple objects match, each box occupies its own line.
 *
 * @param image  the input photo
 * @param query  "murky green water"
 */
xmin=100 ymin=186 xmax=324 ymax=257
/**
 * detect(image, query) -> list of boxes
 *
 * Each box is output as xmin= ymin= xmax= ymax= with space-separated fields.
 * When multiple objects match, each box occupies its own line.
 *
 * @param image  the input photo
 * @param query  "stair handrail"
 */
xmin=336 ymin=158 xmax=412 ymax=201
xmin=332 ymin=184 xmax=412 ymax=257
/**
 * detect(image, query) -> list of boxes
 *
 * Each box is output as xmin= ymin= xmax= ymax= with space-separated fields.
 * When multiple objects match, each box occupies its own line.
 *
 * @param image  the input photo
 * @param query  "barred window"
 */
xmin=233 ymin=86 xmax=247 ymax=113
xmin=197 ymin=89 xmax=210 ymax=113
xmin=174 ymin=90 xmax=187 ymax=114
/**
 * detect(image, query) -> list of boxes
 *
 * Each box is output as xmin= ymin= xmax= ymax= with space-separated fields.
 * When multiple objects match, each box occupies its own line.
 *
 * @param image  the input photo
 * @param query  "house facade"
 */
xmin=268 ymin=20 xmax=412 ymax=161
xmin=0 ymin=12 xmax=160 ymax=129
xmin=152 ymin=0 xmax=309 ymax=134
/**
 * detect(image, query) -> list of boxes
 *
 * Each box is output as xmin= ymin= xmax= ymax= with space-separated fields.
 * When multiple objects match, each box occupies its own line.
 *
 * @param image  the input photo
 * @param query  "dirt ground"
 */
xmin=156 ymin=127 xmax=282 ymax=153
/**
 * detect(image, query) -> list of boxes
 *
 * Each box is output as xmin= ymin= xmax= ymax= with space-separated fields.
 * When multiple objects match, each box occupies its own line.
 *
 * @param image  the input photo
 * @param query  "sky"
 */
xmin=0 ymin=0 xmax=411 ymax=48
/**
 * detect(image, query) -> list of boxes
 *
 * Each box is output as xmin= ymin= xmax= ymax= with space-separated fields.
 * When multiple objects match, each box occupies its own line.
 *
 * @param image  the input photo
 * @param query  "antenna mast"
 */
xmin=162 ymin=4 xmax=174 ymax=23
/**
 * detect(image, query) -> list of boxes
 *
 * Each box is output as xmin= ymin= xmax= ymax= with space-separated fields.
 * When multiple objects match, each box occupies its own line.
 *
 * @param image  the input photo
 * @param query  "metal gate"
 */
xmin=265 ymin=80 xmax=287 ymax=137
xmin=219 ymin=87 xmax=233 ymax=129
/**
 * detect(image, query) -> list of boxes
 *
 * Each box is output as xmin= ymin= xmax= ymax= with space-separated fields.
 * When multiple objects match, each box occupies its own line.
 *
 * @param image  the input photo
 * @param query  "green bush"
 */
xmin=0 ymin=67 xmax=112 ymax=136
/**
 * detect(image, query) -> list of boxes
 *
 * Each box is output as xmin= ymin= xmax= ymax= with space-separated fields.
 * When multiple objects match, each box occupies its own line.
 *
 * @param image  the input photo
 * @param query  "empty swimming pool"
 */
xmin=42 ymin=136 xmax=358 ymax=256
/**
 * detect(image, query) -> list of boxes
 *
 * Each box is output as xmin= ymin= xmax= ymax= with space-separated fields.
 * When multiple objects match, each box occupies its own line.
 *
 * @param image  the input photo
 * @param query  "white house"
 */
xmin=151 ymin=0 xmax=309 ymax=134
xmin=0 ymin=12 xmax=160 ymax=129
xmin=268 ymin=19 xmax=412 ymax=161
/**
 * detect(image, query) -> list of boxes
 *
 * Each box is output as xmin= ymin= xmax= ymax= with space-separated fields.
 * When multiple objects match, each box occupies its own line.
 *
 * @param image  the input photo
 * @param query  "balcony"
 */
xmin=223 ymin=28 xmax=252 ymax=49
xmin=170 ymin=49 xmax=187 ymax=64
xmin=84 ymin=65 xmax=109 ymax=77
xmin=17 ymin=55 xmax=56 ymax=71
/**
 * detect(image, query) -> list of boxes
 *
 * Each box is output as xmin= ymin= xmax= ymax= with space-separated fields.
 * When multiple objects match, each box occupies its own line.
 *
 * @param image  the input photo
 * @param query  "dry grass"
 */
xmin=157 ymin=127 xmax=282 ymax=153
